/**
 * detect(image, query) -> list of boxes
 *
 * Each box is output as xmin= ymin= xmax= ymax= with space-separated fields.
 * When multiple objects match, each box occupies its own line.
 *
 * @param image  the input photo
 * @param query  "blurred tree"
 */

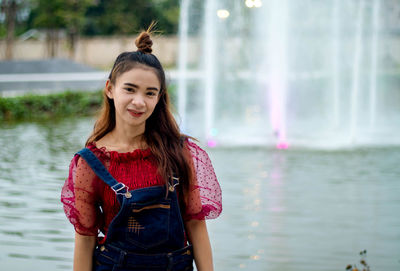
xmin=83 ymin=0 xmax=180 ymax=36
xmin=0 ymin=0 xmax=181 ymax=59
xmin=32 ymin=0 xmax=66 ymax=57
xmin=0 ymin=0 xmax=26 ymax=59
xmin=32 ymin=0 xmax=94 ymax=57
xmin=84 ymin=0 xmax=157 ymax=36
xmin=61 ymin=0 xmax=95 ymax=57
xmin=153 ymin=0 xmax=180 ymax=34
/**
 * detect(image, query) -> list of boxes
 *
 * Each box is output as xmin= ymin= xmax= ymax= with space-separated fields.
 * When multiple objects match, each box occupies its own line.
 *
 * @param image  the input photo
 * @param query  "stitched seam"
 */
xmin=132 ymin=204 xmax=171 ymax=212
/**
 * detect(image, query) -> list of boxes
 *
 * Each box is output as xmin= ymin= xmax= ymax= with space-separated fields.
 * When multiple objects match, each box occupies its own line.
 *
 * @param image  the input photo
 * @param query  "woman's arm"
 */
xmin=185 ymin=219 xmax=214 ymax=271
xmin=73 ymin=232 xmax=96 ymax=271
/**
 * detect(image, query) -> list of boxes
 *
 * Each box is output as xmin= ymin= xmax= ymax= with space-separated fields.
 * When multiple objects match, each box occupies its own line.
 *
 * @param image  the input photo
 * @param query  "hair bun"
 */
xmin=135 ymin=32 xmax=153 ymax=54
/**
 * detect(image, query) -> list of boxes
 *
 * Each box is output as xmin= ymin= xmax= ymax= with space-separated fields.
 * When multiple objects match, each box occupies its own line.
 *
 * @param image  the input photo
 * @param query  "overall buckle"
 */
xmin=111 ymin=183 xmax=132 ymax=198
xmin=168 ymin=176 xmax=180 ymax=192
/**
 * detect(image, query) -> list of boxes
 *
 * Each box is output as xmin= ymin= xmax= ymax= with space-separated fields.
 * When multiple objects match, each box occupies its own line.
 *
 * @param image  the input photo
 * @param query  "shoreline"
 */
xmin=0 ymin=90 xmax=102 ymax=122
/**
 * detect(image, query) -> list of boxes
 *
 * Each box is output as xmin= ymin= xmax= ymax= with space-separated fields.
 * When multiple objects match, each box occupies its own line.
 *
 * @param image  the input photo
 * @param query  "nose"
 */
xmin=131 ymin=94 xmax=145 ymax=108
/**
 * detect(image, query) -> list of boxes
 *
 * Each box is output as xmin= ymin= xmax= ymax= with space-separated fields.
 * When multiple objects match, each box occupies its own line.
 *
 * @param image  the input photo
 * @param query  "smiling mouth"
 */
xmin=128 ymin=109 xmax=144 ymax=117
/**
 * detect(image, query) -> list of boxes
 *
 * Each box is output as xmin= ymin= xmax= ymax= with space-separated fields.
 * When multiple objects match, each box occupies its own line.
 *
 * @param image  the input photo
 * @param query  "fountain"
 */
xmin=176 ymin=0 xmax=400 ymax=148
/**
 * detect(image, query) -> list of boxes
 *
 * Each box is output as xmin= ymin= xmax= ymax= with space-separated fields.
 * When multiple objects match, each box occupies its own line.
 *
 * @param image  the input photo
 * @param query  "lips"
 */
xmin=128 ymin=109 xmax=144 ymax=117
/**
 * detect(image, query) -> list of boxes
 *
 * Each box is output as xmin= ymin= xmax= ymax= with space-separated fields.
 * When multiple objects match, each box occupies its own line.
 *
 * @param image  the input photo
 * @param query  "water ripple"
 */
xmin=1 ymin=118 xmax=400 ymax=270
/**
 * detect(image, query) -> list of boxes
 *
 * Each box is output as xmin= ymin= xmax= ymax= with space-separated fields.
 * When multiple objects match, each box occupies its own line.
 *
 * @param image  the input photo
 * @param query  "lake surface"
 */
xmin=0 ymin=117 xmax=399 ymax=270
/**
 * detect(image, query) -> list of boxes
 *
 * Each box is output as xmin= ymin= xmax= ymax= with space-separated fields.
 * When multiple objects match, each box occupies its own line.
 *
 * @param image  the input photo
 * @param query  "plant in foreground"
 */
xmin=346 ymin=250 xmax=370 ymax=271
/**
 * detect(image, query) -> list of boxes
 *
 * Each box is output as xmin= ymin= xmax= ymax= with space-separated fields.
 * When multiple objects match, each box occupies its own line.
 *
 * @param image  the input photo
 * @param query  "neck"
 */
xmin=109 ymin=124 xmax=146 ymax=150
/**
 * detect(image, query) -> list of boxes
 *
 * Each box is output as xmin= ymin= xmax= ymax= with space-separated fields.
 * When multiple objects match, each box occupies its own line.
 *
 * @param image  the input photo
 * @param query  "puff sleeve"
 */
xmin=61 ymin=155 xmax=101 ymax=236
xmin=183 ymin=140 xmax=222 ymax=220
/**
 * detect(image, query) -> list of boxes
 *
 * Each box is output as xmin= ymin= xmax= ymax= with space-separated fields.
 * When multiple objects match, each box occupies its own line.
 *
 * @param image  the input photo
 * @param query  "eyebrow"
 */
xmin=124 ymin=83 xmax=159 ymax=92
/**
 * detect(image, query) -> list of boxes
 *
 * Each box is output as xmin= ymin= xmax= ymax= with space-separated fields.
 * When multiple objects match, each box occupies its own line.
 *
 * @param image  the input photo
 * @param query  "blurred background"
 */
xmin=0 ymin=0 xmax=400 ymax=270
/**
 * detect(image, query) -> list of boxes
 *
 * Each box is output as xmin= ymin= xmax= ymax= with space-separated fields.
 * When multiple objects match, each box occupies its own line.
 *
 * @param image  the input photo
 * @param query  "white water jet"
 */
xmin=369 ymin=0 xmax=380 ymax=127
xmin=176 ymin=0 xmax=400 ymax=148
xmin=332 ymin=0 xmax=341 ymax=128
xmin=266 ymin=0 xmax=289 ymax=148
xmin=177 ymin=0 xmax=190 ymax=131
xmin=350 ymin=0 xmax=365 ymax=144
xmin=203 ymin=0 xmax=217 ymax=145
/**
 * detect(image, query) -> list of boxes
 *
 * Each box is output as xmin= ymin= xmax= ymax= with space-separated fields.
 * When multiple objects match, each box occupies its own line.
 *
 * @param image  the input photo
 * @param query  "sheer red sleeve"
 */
xmin=61 ymin=155 xmax=100 ymax=236
xmin=183 ymin=140 xmax=222 ymax=220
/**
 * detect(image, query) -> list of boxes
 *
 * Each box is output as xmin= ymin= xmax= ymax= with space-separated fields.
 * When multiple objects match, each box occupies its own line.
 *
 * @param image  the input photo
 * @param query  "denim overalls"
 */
xmin=77 ymin=148 xmax=194 ymax=271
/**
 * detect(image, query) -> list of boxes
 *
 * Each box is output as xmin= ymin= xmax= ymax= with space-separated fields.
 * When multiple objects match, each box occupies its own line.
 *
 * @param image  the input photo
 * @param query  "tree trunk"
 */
xmin=46 ymin=29 xmax=59 ymax=58
xmin=67 ymin=28 xmax=78 ymax=59
xmin=67 ymin=1 xmax=80 ymax=59
xmin=3 ymin=0 xmax=18 ymax=60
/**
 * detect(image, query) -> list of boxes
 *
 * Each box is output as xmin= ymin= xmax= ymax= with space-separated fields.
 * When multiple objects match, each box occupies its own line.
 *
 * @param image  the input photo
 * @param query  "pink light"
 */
xmin=276 ymin=141 xmax=289 ymax=149
xmin=269 ymin=78 xmax=288 ymax=150
xmin=207 ymin=139 xmax=218 ymax=148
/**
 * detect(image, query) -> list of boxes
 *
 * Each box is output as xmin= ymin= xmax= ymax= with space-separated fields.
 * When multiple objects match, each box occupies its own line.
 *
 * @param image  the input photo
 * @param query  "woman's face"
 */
xmin=106 ymin=67 xmax=161 ymax=131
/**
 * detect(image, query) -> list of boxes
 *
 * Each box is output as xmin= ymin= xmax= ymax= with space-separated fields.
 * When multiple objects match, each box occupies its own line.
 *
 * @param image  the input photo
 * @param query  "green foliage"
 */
xmin=154 ymin=0 xmax=180 ymax=34
xmin=85 ymin=0 xmax=150 ymax=35
xmin=3 ymin=0 xmax=181 ymax=38
xmin=32 ymin=0 xmax=67 ymax=29
xmin=0 ymin=90 xmax=103 ymax=122
xmin=73 ymin=0 xmax=181 ymax=36
xmin=31 ymin=0 xmax=95 ymax=33
xmin=0 ymin=21 xmax=6 ymax=38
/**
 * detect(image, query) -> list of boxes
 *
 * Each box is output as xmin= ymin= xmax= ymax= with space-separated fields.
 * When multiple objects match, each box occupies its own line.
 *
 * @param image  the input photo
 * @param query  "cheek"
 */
xmin=146 ymin=101 xmax=157 ymax=116
xmin=115 ymin=95 xmax=130 ymax=105
xmin=113 ymin=98 xmax=129 ymax=113
xmin=149 ymin=97 xmax=158 ymax=107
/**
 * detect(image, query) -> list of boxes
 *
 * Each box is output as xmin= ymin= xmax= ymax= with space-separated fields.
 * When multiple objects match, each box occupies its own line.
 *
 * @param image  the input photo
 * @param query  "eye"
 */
xmin=146 ymin=91 xmax=157 ymax=96
xmin=124 ymin=88 xmax=135 ymax=92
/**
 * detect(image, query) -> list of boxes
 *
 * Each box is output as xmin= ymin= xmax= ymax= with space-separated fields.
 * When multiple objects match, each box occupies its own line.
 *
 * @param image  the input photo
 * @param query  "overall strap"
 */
xmin=77 ymin=148 xmax=129 ymax=196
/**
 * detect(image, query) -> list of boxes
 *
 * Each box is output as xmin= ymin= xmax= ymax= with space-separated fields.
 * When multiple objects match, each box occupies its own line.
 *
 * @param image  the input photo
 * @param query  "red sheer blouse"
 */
xmin=61 ymin=140 xmax=222 ymax=236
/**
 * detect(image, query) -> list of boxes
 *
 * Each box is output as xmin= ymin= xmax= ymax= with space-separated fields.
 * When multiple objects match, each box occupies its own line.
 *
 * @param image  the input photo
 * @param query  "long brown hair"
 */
xmin=86 ymin=25 xmax=193 ymax=203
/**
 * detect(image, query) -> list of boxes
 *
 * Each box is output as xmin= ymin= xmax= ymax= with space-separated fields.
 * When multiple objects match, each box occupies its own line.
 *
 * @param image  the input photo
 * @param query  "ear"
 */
xmin=105 ymin=80 xmax=114 ymax=99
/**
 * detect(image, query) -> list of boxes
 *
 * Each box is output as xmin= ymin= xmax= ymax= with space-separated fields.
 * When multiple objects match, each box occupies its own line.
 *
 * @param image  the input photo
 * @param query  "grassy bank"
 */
xmin=0 ymin=90 xmax=103 ymax=122
xmin=0 ymin=84 xmax=177 ymax=122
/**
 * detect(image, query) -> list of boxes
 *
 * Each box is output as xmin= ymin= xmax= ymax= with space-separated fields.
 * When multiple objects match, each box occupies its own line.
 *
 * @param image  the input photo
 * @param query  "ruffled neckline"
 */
xmin=87 ymin=142 xmax=152 ymax=162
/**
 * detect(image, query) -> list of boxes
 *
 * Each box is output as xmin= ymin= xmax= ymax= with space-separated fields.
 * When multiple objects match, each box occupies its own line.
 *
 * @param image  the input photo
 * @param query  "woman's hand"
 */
xmin=185 ymin=219 xmax=214 ymax=271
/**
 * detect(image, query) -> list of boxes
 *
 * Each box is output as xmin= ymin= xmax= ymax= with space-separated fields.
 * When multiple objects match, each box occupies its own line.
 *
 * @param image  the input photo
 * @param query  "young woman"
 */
xmin=61 ymin=27 xmax=222 ymax=271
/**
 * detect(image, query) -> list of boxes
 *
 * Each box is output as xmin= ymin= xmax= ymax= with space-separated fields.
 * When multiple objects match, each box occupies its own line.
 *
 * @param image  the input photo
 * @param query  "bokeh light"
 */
xmin=217 ymin=9 xmax=230 ymax=19
xmin=246 ymin=0 xmax=262 ymax=8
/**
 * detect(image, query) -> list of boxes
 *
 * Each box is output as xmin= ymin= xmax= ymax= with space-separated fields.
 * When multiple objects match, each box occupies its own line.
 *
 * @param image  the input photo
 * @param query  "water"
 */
xmin=1 ymin=117 xmax=400 ymax=270
xmin=177 ymin=0 xmax=400 ymax=148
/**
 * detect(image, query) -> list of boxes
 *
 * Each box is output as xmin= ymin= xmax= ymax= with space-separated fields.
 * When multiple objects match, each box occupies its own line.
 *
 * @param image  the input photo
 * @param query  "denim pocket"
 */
xmin=125 ymin=199 xmax=171 ymax=249
xmin=93 ymin=248 xmax=115 ymax=271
